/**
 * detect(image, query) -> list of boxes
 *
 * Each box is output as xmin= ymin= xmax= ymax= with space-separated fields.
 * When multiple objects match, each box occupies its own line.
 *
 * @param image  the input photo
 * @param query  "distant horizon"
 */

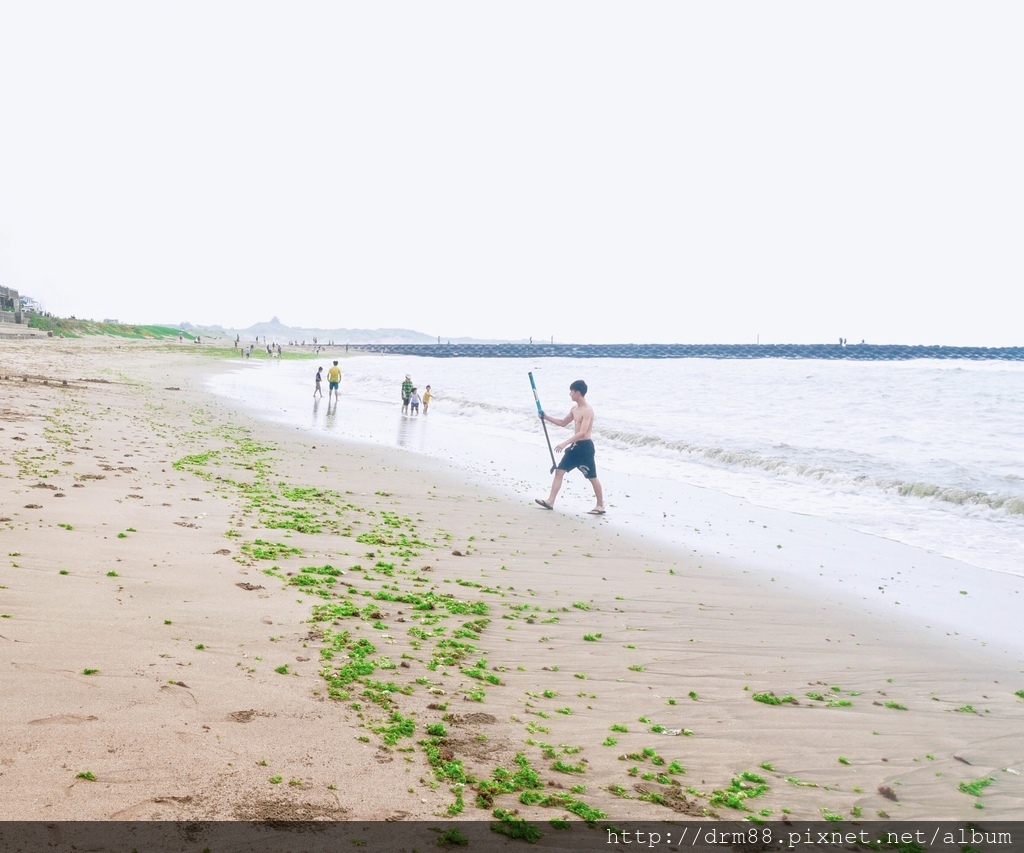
xmin=23 ymin=311 xmax=1024 ymax=349
xmin=172 ymin=318 xmax=1020 ymax=349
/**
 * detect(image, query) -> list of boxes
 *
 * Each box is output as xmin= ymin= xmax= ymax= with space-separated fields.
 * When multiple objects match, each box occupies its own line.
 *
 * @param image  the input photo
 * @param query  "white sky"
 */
xmin=1 ymin=2 xmax=1021 ymax=345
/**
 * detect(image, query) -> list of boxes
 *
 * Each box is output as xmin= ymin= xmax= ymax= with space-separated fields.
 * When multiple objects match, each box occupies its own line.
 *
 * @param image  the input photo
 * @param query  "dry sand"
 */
xmin=1 ymin=336 xmax=1022 ymax=826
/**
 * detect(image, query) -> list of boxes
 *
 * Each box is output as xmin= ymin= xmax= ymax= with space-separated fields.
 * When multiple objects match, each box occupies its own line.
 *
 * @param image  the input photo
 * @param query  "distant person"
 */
xmin=422 ymin=385 xmax=432 ymax=414
xmin=401 ymin=374 xmax=413 ymax=414
xmin=535 ymin=379 xmax=605 ymax=515
xmin=179 ymin=331 xmax=183 ymax=342
xmin=314 ymin=366 xmax=323 ymax=398
xmin=327 ymin=361 xmax=342 ymax=402
xmin=410 ymin=388 xmax=421 ymax=415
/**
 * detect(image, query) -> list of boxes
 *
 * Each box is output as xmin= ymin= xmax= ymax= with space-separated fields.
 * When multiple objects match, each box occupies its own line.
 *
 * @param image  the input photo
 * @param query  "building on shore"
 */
xmin=0 ymin=286 xmax=27 ymax=325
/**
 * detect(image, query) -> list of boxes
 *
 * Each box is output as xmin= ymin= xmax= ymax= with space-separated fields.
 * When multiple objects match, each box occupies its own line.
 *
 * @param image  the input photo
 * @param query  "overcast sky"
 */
xmin=1 ymin=2 xmax=1021 ymax=345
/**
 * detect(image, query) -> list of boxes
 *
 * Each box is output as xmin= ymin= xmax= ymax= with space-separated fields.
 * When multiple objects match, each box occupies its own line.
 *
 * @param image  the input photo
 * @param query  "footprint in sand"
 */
xmin=228 ymin=709 xmax=272 ymax=723
xmin=27 ymin=714 xmax=99 ymax=725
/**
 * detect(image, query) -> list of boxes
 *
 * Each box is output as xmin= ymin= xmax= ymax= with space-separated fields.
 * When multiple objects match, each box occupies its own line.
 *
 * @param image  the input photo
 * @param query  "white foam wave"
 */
xmin=596 ymin=426 xmax=1024 ymax=517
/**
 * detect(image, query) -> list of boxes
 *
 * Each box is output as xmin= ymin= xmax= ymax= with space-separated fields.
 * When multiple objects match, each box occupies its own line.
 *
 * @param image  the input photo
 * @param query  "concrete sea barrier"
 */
xmin=348 ymin=343 xmax=1024 ymax=361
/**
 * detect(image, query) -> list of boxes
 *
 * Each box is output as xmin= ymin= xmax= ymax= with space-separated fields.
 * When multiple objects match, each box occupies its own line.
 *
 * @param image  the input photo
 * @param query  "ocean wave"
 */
xmin=595 ymin=426 xmax=1024 ymax=516
xmin=888 ymin=482 xmax=1024 ymax=514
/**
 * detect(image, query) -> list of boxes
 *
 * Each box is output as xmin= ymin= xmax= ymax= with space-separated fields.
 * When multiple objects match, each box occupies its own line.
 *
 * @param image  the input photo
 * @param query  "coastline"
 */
xmin=209 ymin=352 xmax=1024 ymax=656
xmin=1 ymin=337 xmax=1022 ymax=822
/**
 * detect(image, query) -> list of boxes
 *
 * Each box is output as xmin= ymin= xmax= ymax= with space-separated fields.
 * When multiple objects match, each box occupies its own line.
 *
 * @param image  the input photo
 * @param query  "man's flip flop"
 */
xmin=535 ymin=499 xmax=554 ymax=510
xmin=588 ymin=508 xmax=606 ymax=515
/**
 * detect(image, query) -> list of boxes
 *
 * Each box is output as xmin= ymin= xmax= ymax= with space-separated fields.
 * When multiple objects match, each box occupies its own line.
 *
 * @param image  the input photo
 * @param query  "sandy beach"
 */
xmin=1 ymin=336 xmax=1022 ymax=827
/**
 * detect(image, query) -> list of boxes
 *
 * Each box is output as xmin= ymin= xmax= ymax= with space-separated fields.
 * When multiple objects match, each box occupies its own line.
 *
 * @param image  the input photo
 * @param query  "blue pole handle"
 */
xmin=529 ymin=372 xmax=557 ymax=471
xmin=528 ymin=371 xmax=543 ymax=416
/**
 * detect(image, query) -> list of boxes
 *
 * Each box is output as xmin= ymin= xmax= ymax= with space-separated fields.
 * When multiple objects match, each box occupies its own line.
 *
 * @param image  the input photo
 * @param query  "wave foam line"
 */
xmin=597 ymin=427 xmax=1024 ymax=516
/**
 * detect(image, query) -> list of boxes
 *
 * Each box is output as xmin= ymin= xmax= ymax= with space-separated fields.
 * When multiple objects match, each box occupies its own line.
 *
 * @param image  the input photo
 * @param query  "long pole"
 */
xmin=528 ymin=372 xmax=557 ymax=473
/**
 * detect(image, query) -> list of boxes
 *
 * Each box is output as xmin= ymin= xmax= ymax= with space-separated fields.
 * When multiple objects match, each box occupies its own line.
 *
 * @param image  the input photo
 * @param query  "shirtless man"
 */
xmin=535 ymin=379 xmax=606 ymax=515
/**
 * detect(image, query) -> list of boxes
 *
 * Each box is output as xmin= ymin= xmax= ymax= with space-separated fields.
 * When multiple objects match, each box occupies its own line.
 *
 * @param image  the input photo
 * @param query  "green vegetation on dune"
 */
xmin=27 ymin=315 xmax=329 ymax=360
xmin=28 ymin=315 xmax=186 ymax=339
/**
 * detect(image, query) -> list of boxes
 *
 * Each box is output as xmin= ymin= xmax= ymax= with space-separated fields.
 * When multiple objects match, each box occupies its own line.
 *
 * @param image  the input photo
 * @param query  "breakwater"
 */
xmin=349 ymin=342 xmax=1024 ymax=361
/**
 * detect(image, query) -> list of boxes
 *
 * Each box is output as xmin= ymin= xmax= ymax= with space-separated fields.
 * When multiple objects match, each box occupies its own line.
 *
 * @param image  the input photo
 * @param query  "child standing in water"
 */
xmin=422 ymin=385 xmax=432 ymax=414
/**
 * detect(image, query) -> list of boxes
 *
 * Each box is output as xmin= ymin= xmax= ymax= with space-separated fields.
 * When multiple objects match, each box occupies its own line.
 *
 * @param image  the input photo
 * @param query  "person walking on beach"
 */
xmin=327 ymin=361 xmax=341 ymax=403
xmin=535 ymin=379 xmax=605 ymax=515
xmin=422 ymin=385 xmax=432 ymax=414
xmin=409 ymin=387 xmax=421 ymax=415
xmin=401 ymin=374 xmax=413 ymax=414
xmin=314 ymin=366 xmax=323 ymax=398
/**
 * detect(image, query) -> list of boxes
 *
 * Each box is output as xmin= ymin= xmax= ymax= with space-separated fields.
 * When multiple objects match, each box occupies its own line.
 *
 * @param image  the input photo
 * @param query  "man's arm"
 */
xmin=543 ymin=408 xmax=575 ymax=428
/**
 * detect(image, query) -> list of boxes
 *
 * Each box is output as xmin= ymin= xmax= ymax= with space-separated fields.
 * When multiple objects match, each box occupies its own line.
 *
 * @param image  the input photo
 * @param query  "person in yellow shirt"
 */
xmin=422 ymin=385 xmax=432 ymax=414
xmin=327 ymin=361 xmax=342 ymax=403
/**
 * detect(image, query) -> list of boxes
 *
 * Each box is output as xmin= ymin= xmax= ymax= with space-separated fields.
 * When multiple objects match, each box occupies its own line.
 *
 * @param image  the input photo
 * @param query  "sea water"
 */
xmin=207 ymin=354 xmax=1024 ymax=648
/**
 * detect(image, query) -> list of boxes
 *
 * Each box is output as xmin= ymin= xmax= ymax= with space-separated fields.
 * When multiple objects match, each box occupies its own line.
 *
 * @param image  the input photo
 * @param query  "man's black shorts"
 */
xmin=557 ymin=439 xmax=597 ymax=479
